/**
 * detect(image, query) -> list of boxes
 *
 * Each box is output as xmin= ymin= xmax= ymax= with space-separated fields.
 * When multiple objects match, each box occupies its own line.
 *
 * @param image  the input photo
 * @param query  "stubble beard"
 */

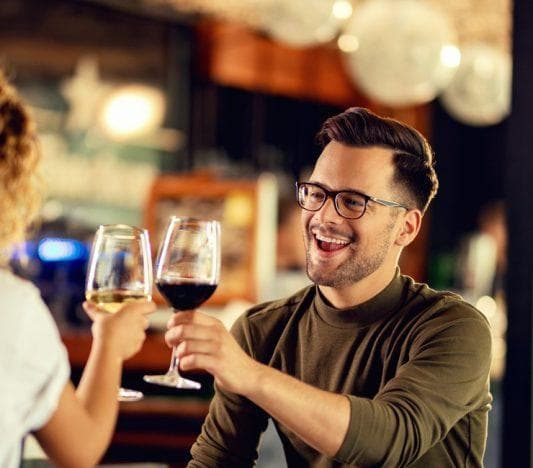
xmin=304 ymin=217 xmax=397 ymax=288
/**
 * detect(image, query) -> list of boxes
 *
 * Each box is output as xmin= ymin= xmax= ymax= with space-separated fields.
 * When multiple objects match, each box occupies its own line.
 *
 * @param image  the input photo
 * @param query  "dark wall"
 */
xmin=502 ymin=0 xmax=533 ymax=463
xmin=430 ymin=101 xmax=507 ymax=253
xmin=188 ymin=81 xmax=344 ymax=179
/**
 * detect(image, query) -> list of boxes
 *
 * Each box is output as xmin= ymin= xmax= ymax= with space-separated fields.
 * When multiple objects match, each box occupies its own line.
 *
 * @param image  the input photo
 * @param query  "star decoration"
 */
xmin=60 ymin=56 xmax=111 ymax=131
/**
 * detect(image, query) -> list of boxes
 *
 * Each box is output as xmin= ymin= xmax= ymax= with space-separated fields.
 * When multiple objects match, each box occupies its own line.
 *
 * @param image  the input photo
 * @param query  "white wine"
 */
xmin=85 ymin=290 xmax=151 ymax=314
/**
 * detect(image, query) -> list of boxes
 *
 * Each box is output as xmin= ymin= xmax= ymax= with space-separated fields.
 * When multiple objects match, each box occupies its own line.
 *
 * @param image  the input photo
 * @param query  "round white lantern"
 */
xmin=440 ymin=43 xmax=512 ymax=126
xmin=342 ymin=0 xmax=460 ymax=106
xmin=260 ymin=0 xmax=348 ymax=48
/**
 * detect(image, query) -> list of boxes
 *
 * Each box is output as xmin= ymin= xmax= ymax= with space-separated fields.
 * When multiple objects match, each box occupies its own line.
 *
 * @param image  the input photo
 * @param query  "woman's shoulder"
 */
xmin=0 ymin=268 xmax=42 ymax=302
xmin=0 ymin=268 xmax=62 ymax=351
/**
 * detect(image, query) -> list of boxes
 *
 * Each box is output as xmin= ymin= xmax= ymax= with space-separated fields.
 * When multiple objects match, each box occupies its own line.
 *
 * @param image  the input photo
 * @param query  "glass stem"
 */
xmin=169 ymin=346 xmax=181 ymax=375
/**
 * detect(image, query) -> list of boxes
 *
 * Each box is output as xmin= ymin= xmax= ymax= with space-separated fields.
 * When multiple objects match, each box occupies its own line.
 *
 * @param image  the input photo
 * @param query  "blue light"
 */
xmin=37 ymin=238 xmax=87 ymax=262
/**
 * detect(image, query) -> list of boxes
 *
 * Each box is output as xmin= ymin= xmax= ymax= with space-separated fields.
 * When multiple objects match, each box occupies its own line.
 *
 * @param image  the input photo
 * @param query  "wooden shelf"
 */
xmin=62 ymin=330 xmax=171 ymax=372
xmin=108 ymin=395 xmax=209 ymax=464
xmin=61 ymin=330 xmax=211 ymax=464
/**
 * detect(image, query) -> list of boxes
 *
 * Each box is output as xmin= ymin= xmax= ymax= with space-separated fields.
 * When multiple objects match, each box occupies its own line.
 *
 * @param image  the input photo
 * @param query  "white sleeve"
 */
xmin=0 ymin=275 xmax=70 ymax=459
xmin=19 ymin=293 xmax=71 ymax=432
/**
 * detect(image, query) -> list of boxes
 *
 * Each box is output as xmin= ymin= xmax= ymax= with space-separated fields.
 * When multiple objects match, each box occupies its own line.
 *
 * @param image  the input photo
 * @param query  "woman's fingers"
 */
xmin=119 ymin=300 xmax=156 ymax=316
xmin=83 ymin=300 xmax=155 ymax=322
xmin=82 ymin=301 xmax=104 ymax=321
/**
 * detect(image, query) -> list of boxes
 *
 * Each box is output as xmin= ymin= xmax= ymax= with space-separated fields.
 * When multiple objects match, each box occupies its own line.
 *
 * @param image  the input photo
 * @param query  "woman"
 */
xmin=0 ymin=70 xmax=155 ymax=467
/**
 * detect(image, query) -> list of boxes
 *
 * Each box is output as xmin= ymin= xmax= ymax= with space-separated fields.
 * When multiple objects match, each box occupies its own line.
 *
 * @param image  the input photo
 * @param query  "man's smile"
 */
xmin=311 ymin=229 xmax=353 ymax=254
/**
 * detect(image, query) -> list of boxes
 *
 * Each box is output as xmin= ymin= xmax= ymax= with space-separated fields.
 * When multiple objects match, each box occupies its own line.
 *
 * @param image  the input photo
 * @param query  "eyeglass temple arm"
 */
xmin=369 ymin=196 xmax=408 ymax=209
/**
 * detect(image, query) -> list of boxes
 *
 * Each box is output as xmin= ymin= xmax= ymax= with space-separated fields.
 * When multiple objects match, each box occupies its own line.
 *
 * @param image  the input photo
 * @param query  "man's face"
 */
xmin=301 ymin=142 xmax=403 ymax=288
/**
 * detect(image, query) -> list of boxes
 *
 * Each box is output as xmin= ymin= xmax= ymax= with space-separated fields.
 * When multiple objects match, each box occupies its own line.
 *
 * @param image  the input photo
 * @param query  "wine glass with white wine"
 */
xmin=85 ymin=224 xmax=153 ymax=402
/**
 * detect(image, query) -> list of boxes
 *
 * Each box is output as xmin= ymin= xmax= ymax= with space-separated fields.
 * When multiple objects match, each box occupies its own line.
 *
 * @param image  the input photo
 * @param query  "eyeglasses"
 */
xmin=296 ymin=182 xmax=408 ymax=220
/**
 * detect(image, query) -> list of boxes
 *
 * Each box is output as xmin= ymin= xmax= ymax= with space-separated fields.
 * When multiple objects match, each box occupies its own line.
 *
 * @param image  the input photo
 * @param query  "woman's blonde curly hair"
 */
xmin=0 ymin=70 xmax=41 ymax=261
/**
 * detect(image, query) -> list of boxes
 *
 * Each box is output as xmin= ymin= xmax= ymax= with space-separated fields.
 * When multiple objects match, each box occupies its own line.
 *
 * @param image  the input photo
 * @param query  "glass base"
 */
xmin=118 ymin=387 xmax=143 ymax=402
xmin=143 ymin=372 xmax=201 ymax=390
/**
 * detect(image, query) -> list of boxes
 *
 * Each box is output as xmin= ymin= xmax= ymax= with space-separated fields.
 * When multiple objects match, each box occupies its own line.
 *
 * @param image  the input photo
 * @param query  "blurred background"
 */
xmin=1 ymin=0 xmax=529 ymax=467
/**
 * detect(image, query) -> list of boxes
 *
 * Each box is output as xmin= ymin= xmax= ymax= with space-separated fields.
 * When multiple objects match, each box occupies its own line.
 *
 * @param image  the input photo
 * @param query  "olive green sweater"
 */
xmin=189 ymin=271 xmax=492 ymax=467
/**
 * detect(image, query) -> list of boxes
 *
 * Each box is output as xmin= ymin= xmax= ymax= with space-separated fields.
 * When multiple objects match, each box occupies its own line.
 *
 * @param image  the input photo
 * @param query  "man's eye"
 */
xmin=342 ymin=196 xmax=364 ymax=208
xmin=307 ymin=189 xmax=324 ymax=200
xmin=310 ymin=191 xmax=323 ymax=199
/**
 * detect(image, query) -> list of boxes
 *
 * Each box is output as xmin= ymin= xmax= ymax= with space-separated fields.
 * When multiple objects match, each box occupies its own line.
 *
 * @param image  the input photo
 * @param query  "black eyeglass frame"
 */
xmin=295 ymin=181 xmax=409 ymax=220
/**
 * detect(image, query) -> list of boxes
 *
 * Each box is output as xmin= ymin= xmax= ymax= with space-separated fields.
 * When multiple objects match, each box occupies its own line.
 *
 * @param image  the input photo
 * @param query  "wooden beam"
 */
xmin=0 ymin=37 xmax=165 ymax=79
xmin=194 ymin=19 xmax=371 ymax=108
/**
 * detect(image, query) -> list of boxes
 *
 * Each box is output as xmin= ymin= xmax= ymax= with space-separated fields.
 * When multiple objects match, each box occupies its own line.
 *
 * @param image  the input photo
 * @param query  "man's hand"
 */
xmin=166 ymin=311 xmax=351 ymax=457
xmin=165 ymin=311 xmax=261 ymax=396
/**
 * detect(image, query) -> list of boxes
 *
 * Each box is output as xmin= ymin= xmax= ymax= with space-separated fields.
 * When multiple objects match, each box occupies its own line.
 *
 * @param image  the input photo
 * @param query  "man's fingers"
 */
xmin=167 ymin=310 xmax=219 ymax=329
xmin=165 ymin=323 xmax=217 ymax=347
xmin=179 ymin=353 xmax=215 ymax=373
xmin=176 ymin=339 xmax=218 ymax=358
xmin=166 ymin=310 xmax=196 ymax=328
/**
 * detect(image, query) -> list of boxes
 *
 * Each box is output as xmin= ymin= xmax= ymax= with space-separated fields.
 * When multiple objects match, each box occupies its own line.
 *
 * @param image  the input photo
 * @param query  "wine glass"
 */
xmin=144 ymin=217 xmax=221 ymax=390
xmin=85 ymin=224 xmax=153 ymax=402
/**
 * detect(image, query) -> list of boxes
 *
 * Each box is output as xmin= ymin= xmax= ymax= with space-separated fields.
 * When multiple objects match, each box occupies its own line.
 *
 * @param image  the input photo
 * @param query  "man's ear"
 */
xmin=395 ymin=209 xmax=422 ymax=247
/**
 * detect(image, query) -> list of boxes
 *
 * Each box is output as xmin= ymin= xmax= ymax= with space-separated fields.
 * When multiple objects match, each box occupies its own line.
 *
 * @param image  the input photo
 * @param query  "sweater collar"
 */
xmin=313 ymin=268 xmax=406 ymax=328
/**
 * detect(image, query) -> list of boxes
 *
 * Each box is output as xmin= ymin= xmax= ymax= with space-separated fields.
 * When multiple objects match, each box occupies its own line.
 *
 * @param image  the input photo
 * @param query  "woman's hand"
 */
xmin=83 ymin=300 xmax=155 ymax=361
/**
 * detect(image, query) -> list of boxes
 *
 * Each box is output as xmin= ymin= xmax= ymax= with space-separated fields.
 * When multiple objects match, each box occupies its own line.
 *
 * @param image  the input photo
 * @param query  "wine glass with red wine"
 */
xmin=144 ymin=217 xmax=221 ymax=390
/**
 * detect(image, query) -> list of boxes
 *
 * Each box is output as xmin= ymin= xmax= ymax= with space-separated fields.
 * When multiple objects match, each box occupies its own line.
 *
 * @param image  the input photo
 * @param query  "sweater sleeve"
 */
xmin=335 ymin=303 xmax=492 ymax=467
xmin=188 ymin=314 xmax=269 ymax=467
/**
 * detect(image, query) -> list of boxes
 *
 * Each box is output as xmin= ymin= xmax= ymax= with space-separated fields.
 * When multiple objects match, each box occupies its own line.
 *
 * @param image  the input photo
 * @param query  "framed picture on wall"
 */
xmin=144 ymin=172 xmax=277 ymax=305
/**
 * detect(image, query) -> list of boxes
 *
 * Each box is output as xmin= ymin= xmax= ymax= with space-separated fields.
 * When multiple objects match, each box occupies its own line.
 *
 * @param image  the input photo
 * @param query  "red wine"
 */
xmin=156 ymin=280 xmax=217 ymax=310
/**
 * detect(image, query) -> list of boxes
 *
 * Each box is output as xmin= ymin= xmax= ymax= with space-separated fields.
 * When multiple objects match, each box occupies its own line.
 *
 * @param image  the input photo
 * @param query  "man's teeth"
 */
xmin=315 ymin=234 xmax=349 ymax=245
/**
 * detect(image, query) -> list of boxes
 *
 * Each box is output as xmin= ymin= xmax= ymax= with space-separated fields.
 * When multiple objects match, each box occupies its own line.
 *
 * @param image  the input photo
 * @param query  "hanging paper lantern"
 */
xmin=260 ymin=0 xmax=349 ymax=48
xmin=440 ymin=43 xmax=512 ymax=126
xmin=342 ymin=0 xmax=460 ymax=106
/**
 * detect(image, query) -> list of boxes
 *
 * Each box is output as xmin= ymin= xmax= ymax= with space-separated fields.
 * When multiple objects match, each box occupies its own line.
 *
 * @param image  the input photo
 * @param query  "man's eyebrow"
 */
xmin=307 ymin=180 xmax=330 ymax=189
xmin=308 ymin=180 xmax=366 ymax=194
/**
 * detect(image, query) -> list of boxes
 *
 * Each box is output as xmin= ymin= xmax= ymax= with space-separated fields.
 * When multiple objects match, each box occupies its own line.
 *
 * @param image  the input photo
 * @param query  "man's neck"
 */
xmin=318 ymin=266 xmax=397 ymax=309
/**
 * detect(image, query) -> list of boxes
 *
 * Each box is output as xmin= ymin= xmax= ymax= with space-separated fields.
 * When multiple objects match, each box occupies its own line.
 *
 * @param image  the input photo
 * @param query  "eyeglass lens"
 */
xmin=298 ymin=184 xmax=366 ymax=219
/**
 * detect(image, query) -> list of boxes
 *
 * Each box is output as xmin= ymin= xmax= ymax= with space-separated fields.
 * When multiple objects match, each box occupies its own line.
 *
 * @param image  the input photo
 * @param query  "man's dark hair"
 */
xmin=316 ymin=107 xmax=438 ymax=213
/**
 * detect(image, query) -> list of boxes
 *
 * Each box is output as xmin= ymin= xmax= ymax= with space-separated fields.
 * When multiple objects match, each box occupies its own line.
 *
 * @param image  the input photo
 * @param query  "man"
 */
xmin=166 ymin=108 xmax=492 ymax=467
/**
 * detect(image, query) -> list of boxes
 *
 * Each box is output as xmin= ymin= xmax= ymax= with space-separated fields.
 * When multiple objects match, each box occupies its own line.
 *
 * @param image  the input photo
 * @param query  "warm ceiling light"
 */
xmin=440 ymin=44 xmax=462 ymax=68
xmin=332 ymin=0 xmax=353 ymax=20
xmin=100 ymin=84 xmax=165 ymax=140
xmin=337 ymin=34 xmax=359 ymax=53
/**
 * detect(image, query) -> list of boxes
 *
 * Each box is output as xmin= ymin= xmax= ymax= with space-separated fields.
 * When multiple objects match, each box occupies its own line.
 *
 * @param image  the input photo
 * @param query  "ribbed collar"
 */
xmin=313 ymin=269 xmax=406 ymax=328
